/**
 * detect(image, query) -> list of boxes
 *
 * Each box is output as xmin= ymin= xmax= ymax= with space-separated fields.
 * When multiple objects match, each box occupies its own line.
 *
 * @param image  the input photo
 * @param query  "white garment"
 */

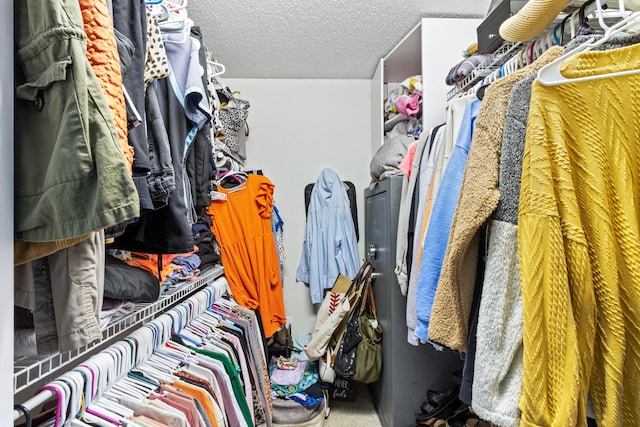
xmin=472 ymin=220 xmax=522 ymax=427
xmin=395 ymin=135 xmax=427 ymax=295
xmin=432 ymin=96 xmax=474 ymax=199
xmin=405 ymin=125 xmax=445 ymax=345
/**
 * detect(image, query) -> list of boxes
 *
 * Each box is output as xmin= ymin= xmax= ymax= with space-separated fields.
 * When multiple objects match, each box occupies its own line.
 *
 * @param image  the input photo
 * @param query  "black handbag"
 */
xmin=332 ymin=296 xmax=362 ymax=378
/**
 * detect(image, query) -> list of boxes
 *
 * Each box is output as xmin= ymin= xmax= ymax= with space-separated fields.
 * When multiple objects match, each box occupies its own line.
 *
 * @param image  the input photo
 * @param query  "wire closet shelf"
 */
xmin=13 ymin=264 xmax=224 ymax=395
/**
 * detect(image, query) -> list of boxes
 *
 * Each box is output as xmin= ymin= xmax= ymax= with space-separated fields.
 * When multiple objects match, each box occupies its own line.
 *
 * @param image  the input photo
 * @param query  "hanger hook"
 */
xmin=579 ymin=0 xmax=596 ymax=27
xmin=14 ymin=404 xmax=32 ymax=427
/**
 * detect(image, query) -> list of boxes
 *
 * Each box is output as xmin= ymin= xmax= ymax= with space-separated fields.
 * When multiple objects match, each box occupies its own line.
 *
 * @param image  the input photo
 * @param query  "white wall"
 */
xmin=1 ymin=2 xmax=13 ymax=424
xmin=224 ymin=78 xmax=372 ymax=337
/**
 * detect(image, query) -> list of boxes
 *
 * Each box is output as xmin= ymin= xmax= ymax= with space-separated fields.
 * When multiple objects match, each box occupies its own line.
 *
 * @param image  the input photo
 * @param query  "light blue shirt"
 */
xmin=413 ymin=98 xmax=482 ymax=343
xmin=297 ymin=168 xmax=360 ymax=304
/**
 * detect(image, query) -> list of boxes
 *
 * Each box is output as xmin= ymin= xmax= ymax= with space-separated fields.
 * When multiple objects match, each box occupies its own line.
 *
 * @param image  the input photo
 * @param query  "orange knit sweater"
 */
xmin=79 ymin=0 xmax=133 ymax=173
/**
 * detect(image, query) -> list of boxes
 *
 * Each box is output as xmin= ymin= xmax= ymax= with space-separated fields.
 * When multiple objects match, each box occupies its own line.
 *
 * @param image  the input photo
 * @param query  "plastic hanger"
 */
xmin=37 ymin=381 xmax=69 ymax=427
xmin=537 ymin=9 xmax=640 ymax=86
xmin=59 ymin=371 xmax=84 ymax=422
xmin=14 ymin=404 xmax=32 ymax=427
xmin=207 ymin=59 xmax=226 ymax=77
xmin=161 ymin=23 xmax=189 ymax=43
xmin=165 ymin=339 xmax=196 ymax=355
xmin=89 ymin=399 xmax=133 ymax=422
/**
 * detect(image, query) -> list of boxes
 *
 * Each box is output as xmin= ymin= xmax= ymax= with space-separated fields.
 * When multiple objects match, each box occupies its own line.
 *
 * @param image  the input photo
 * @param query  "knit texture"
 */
xmin=79 ymin=0 xmax=133 ymax=174
xmin=14 ymin=234 xmax=92 ymax=266
xmin=473 ymin=220 xmax=523 ymax=427
xmin=519 ymin=42 xmax=640 ymax=427
xmin=499 ymin=0 xmax=571 ymax=42
xmin=471 ymin=71 xmax=536 ymax=427
xmin=427 ymin=47 xmax=564 ymax=352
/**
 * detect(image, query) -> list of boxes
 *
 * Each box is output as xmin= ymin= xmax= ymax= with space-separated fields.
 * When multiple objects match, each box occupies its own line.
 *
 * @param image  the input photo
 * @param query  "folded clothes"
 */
xmin=271 ymin=356 xmax=308 ymax=386
xmin=445 ymin=54 xmax=492 ymax=86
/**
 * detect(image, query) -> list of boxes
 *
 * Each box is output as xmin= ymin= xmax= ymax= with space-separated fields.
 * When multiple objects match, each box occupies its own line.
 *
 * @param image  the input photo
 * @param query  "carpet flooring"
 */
xmin=324 ymin=382 xmax=383 ymax=427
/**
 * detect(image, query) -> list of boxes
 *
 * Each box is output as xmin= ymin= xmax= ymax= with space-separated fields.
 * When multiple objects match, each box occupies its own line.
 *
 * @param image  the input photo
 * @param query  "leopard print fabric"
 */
xmin=145 ymin=10 xmax=171 ymax=88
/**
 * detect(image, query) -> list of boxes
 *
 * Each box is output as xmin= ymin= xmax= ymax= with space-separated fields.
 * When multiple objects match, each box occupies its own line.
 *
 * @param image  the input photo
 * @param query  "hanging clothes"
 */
xmin=470 ymin=37 xmax=591 ymax=423
xmin=113 ymin=23 xmax=213 ymax=253
xmin=470 ymin=72 xmax=536 ymax=427
xmin=13 ymin=0 xmax=139 ymax=248
xmin=404 ymin=125 xmax=444 ymax=345
xmin=413 ymin=98 xmax=482 ymax=343
xmin=427 ymin=46 xmax=564 ymax=351
xmin=404 ymin=94 xmax=474 ymax=344
xmin=14 ymin=231 xmax=105 ymax=354
xmin=112 ymin=0 xmax=153 ymax=208
xmin=519 ymin=40 xmax=640 ymax=427
xmin=207 ymin=173 xmax=286 ymax=338
xmin=78 ymin=0 xmax=133 ymax=175
xmin=296 ymin=168 xmax=360 ymax=305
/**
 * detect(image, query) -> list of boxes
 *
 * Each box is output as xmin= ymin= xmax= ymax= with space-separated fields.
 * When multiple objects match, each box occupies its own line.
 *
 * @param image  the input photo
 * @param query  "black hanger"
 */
xmin=14 ymin=404 xmax=32 ymax=427
xmin=578 ymin=0 xmax=607 ymax=35
xmin=476 ymin=84 xmax=490 ymax=100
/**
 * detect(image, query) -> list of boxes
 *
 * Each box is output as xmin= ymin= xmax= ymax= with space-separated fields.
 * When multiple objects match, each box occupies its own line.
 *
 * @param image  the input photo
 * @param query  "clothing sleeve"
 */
xmin=297 ymin=210 xmax=325 ymax=303
xmin=517 ymin=98 xmax=595 ymax=426
xmin=413 ymin=144 xmax=468 ymax=342
xmin=518 ymin=213 xmax=593 ymax=427
xmin=413 ymin=102 xmax=477 ymax=343
xmin=334 ymin=207 xmax=360 ymax=281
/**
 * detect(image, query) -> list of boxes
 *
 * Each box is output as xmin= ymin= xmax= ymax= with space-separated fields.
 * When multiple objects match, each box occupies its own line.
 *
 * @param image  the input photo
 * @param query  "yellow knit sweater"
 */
xmin=519 ymin=42 xmax=640 ymax=427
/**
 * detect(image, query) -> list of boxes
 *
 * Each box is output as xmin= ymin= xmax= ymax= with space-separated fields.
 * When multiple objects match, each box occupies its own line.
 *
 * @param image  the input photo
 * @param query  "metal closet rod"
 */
xmin=13 ymin=278 xmax=224 ymax=423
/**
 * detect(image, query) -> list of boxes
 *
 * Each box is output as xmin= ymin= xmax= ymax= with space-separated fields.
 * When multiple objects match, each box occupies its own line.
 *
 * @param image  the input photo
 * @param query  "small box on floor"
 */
xmin=329 ymin=376 xmax=357 ymax=402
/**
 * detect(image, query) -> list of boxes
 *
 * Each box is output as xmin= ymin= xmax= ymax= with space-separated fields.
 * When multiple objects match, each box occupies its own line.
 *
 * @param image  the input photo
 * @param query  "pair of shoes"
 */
xmin=446 ymin=406 xmax=478 ymax=427
xmin=416 ymin=418 xmax=447 ymax=426
xmin=465 ymin=420 xmax=493 ymax=427
xmin=416 ymin=414 xmax=450 ymax=427
xmin=415 ymin=387 xmax=460 ymax=422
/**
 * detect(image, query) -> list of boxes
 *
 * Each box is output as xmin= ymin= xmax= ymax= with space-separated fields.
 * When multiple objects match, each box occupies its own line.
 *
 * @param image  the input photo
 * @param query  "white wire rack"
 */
xmin=446 ymin=41 xmax=523 ymax=100
xmin=13 ymin=264 xmax=224 ymax=395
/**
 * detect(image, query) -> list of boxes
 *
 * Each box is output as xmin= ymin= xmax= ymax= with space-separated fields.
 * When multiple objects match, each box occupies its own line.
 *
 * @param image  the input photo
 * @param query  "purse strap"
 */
xmin=359 ymin=281 xmax=377 ymax=317
xmin=344 ymin=261 xmax=373 ymax=301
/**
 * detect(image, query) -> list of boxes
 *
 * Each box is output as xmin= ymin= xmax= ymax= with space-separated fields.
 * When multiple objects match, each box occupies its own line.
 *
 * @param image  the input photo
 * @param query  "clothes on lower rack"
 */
xmin=14 ymin=284 xmax=273 ymax=427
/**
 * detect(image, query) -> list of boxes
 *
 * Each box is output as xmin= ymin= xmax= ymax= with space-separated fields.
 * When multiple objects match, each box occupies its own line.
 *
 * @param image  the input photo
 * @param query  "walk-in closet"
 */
xmin=8 ymin=0 xmax=640 ymax=426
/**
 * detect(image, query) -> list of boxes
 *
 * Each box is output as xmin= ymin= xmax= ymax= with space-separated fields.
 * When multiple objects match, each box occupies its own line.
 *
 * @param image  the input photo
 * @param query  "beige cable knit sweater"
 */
xmin=427 ymin=47 xmax=564 ymax=352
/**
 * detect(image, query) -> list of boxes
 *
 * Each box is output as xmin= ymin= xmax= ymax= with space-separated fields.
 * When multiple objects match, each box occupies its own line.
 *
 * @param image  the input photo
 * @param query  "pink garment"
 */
xmin=395 ymin=92 xmax=422 ymax=117
xmin=399 ymin=143 xmax=418 ymax=178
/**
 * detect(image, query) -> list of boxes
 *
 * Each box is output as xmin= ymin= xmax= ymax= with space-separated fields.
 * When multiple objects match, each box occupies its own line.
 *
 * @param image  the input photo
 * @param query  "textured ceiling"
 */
xmin=189 ymin=0 xmax=492 ymax=79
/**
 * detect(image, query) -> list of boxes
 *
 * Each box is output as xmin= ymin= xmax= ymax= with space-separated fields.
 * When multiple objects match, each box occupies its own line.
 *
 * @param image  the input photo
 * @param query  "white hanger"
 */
xmin=161 ymin=21 xmax=190 ymax=43
xmin=537 ymin=9 xmax=640 ymax=86
xmin=207 ymin=59 xmax=226 ymax=78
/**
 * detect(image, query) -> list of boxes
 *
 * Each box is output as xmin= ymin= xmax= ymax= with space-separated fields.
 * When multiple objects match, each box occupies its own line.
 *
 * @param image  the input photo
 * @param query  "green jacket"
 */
xmin=14 ymin=0 xmax=139 ymax=243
